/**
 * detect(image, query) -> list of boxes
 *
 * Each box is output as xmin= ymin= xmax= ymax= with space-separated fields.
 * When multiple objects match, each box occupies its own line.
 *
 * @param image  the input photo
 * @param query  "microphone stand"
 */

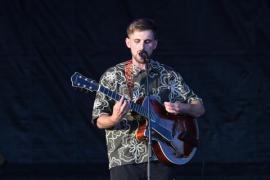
xmin=139 ymin=50 xmax=152 ymax=180
xmin=143 ymin=54 xmax=152 ymax=180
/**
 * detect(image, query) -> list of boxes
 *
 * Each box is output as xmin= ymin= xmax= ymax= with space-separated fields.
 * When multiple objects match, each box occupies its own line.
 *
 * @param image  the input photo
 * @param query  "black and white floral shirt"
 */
xmin=92 ymin=59 xmax=202 ymax=169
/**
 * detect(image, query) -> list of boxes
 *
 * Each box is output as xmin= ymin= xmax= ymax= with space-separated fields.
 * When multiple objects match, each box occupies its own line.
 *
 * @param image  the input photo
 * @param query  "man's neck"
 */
xmin=132 ymin=59 xmax=146 ymax=70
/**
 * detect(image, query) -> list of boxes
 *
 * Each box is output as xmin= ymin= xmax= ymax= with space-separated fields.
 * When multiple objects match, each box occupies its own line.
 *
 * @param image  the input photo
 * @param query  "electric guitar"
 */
xmin=71 ymin=72 xmax=199 ymax=166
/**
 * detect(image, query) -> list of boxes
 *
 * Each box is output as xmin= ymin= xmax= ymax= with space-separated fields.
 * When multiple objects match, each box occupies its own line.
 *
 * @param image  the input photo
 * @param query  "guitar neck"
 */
xmin=98 ymin=85 xmax=148 ymax=117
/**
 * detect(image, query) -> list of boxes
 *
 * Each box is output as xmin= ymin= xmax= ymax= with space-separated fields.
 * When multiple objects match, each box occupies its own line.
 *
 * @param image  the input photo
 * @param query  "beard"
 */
xmin=133 ymin=50 xmax=151 ymax=64
xmin=134 ymin=54 xmax=146 ymax=64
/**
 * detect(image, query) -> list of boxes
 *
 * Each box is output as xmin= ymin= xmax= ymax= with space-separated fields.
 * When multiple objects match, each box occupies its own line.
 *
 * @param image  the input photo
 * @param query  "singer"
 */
xmin=92 ymin=18 xmax=205 ymax=180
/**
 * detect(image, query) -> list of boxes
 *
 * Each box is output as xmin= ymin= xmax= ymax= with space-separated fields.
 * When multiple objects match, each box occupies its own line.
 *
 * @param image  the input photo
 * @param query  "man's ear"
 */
xmin=125 ymin=37 xmax=131 ymax=48
xmin=153 ymin=40 xmax=158 ymax=49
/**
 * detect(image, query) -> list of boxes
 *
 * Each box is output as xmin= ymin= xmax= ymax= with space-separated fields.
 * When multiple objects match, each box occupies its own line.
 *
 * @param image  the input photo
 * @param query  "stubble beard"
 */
xmin=134 ymin=55 xmax=146 ymax=64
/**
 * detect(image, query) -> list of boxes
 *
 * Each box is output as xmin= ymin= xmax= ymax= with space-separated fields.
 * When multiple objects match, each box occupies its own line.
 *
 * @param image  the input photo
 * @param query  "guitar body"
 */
xmin=135 ymin=96 xmax=199 ymax=166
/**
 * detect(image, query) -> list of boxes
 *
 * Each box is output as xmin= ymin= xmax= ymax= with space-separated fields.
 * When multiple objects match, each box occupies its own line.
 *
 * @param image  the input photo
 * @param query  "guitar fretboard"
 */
xmin=98 ymin=85 xmax=148 ymax=117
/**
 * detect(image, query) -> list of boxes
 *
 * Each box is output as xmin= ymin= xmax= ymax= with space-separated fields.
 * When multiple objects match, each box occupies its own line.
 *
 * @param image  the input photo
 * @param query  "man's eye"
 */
xmin=145 ymin=40 xmax=152 ymax=44
xmin=134 ymin=40 xmax=140 ymax=43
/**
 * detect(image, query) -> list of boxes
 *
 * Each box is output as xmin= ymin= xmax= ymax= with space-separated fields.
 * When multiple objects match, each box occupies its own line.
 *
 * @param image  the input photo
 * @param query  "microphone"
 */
xmin=138 ymin=50 xmax=149 ymax=62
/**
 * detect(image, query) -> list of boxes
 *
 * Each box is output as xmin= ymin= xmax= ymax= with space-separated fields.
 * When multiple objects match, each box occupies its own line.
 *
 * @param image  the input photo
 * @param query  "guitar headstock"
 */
xmin=71 ymin=72 xmax=98 ymax=92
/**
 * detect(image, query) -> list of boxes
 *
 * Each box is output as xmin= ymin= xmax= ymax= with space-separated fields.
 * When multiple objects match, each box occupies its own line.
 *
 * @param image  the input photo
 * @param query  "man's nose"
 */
xmin=139 ymin=42 xmax=146 ymax=50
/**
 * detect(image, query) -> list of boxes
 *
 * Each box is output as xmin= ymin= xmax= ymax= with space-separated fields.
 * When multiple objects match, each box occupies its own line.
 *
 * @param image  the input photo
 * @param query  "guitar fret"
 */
xmin=99 ymin=86 xmax=104 ymax=93
xmin=104 ymin=88 xmax=109 ymax=95
xmin=112 ymin=92 xmax=116 ymax=100
xmin=107 ymin=89 xmax=110 ymax=96
xmin=143 ymin=107 xmax=146 ymax=117
xmin=130 ymin=103 xmax=134 ymax=111
xmin=114 ymin=93 xmax=120 ymax=101
xmin=133 ymin=103 xmax=138 ymax=113
xmin=134 ymin=104 xmax=142 ymax=116
xmin=136 ymin=105 xmax=141 ymax=115
xmin=108 ymin=89 xmax=113 ymax=98
xmin=142 ymin=108 xmax=146 ymax=117
xmin=135 ymin=104 xmax=139 ymax=114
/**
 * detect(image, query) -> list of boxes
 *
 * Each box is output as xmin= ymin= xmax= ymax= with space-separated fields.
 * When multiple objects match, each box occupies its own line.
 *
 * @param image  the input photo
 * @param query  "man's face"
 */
xmin=125 ymin=30 xmax=158 ymax=64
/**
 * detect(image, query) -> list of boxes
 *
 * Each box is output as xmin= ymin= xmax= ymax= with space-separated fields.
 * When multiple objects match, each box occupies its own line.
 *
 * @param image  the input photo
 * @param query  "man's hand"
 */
xmin=111 ymin=96 xmax=129 ymax=124
xmin=96 ymin=96 xmax=130 ymax=129
xmin=164 ymin=101 xmax=205 ymax=118
xmin=164 ymin=101 xmax=185 ymax=115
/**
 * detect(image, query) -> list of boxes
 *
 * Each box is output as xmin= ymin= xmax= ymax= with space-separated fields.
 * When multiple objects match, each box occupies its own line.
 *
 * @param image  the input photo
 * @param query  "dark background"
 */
xmin=0 ymin=0 xmax=270 ymax=179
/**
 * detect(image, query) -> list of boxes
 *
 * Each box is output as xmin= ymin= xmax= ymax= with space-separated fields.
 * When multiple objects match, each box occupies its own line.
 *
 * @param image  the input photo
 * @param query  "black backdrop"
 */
xmin=0 ymin=0 xmax=270 ymax=179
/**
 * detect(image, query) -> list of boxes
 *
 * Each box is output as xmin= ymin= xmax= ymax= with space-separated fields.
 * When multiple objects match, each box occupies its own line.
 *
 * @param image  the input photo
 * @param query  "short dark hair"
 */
xmin=127 ymin=18 xmax=157 ymax=39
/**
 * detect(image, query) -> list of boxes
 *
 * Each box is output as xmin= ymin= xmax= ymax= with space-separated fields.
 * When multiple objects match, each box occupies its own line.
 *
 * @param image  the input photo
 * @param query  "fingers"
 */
xmin=110 ymin=96 xmax=130 ymax=124
xmin=164 ymin=102 xmax=174 ymax=111
xmin=164 ymin=102 xmax=174 ymax=113
xmin=115 ymin=96 xmax=124 ymax=109
xmin=114 ymin=96 xmax=129 ymax=116
xmin=119 ymin=98 xmax=129 ymax=115
xmin=164 ymin=101 xmax=180 ymax=114
xmin=164 ymin=102 xmax=173 ymax=108
xmin=119 ymin=96 xmax=125 ymax=104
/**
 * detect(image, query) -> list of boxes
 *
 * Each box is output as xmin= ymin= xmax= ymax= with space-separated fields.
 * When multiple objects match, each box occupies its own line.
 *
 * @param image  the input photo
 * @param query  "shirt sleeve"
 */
xmin=91 ymin=67 xmax=116 ymax=126
xmin=169 ymin=70 xmax=203 ymax=104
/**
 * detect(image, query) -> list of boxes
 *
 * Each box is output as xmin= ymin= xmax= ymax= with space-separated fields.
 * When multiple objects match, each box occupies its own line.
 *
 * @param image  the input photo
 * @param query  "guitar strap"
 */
xmin=124 ymin=60 xmax=134 ymax=99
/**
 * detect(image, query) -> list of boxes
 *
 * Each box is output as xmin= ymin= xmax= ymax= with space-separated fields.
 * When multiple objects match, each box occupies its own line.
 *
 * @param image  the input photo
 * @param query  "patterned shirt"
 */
xmin=92 ymin=59 xmax=202 ymax=169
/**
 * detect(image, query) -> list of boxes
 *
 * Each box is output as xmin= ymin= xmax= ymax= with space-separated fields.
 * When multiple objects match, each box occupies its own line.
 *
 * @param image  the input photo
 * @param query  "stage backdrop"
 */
xmin=0 ymin=0 xmax=270 ymax=179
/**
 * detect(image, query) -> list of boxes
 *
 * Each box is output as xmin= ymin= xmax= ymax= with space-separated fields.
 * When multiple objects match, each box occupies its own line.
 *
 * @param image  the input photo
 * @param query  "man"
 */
xmin=92 ymin=18 xmax=205 ymax=180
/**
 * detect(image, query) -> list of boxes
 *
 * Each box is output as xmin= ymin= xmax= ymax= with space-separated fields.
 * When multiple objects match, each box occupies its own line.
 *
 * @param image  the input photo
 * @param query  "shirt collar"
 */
xmin=132 ymin=59 xmax=154 ymax=76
